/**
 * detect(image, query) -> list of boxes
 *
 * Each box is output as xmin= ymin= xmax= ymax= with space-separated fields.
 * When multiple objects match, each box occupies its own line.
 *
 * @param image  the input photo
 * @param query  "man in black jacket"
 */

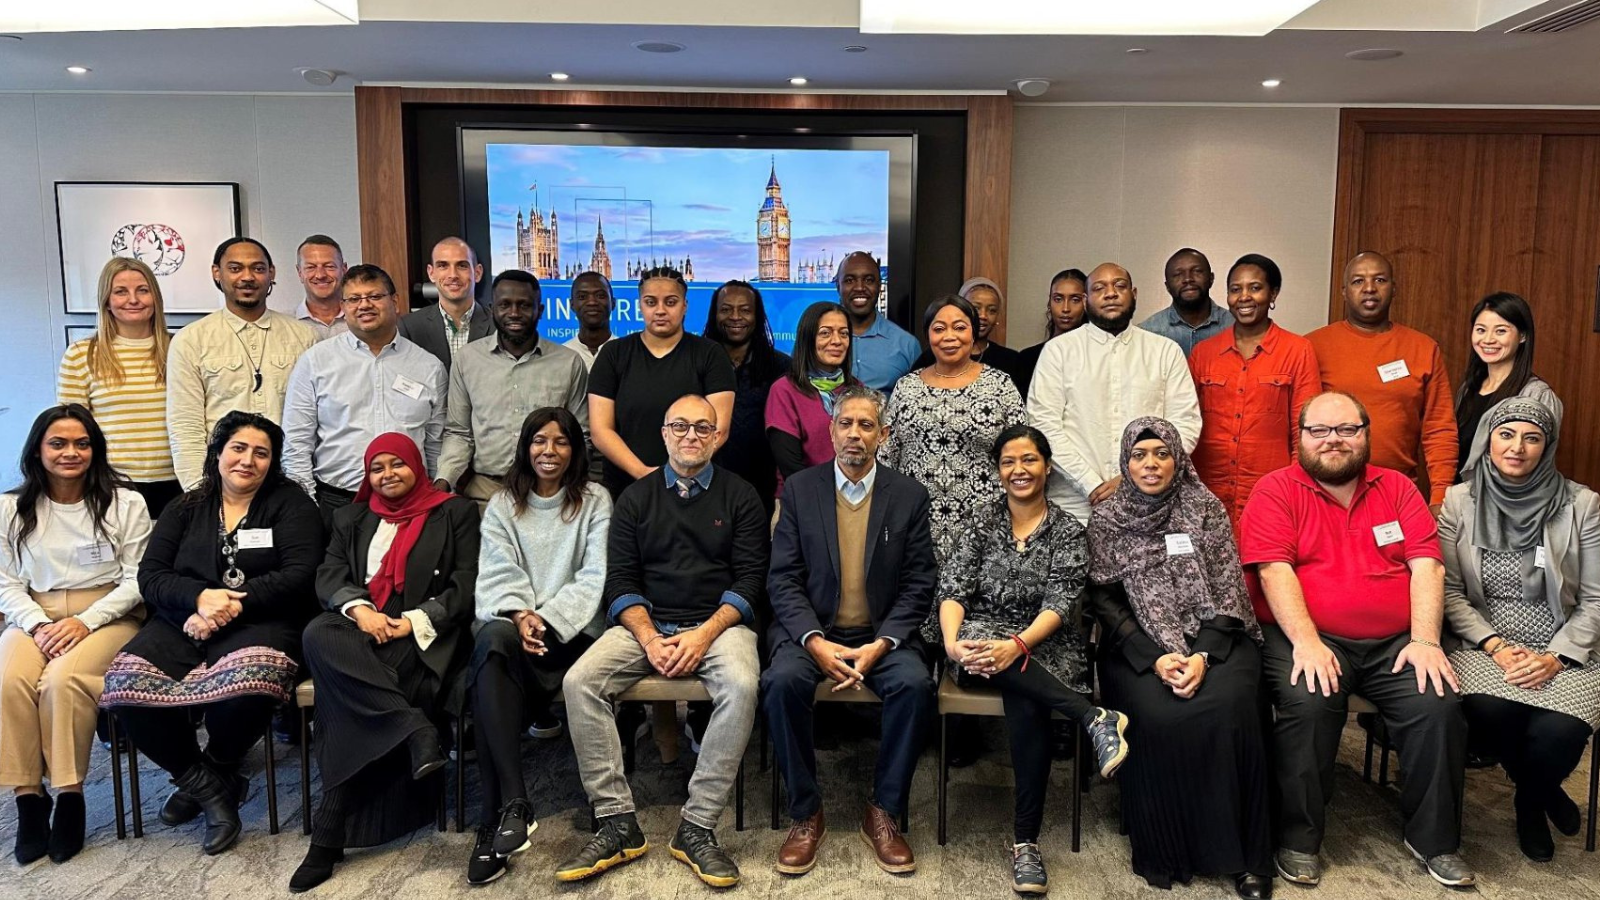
xmin=762 ymin=384 xmax=937 ymax=877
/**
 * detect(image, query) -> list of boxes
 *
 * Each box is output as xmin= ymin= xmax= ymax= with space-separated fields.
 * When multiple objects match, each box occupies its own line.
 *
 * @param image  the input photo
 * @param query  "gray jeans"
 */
xmin=563 ymin=624 xmax=759 ymax=830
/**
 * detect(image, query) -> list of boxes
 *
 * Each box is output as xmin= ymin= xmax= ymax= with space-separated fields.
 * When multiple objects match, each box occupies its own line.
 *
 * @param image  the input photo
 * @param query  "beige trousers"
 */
xmin=462 ymin=473 xmax=504 ymax=514
xmin=0 ymin=587 xmax=141 ymax=788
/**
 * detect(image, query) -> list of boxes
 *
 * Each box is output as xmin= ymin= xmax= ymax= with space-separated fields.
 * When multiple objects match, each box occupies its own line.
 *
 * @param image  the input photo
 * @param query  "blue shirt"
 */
xmin=852 ymin=314 xmax=921 ymax=393
xmin=1136 ymin=303 xmax=1234 ymax=358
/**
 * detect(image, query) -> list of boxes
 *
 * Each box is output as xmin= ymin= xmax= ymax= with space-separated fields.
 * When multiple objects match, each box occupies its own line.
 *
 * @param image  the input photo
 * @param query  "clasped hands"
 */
xmin=643 ymin=626 xmax=719 ymax=678
xmin=32 ymin=617 xmax=91 ymax=658
xmin=513 ymin=610 xmax=548 ymax=655
xmin=350 ymin=603 xmax=414 ymax=645
xmin=184 ymin=588 xmax=247 ymax=641
xmin=947 ymin=638 xmax=1023 ymax=680
xmin=811 ymin=634 xmax=892 ymax=692
xmin=1153 ymin=652 xmax=1208 ymax=699
xmin=1490 ymin=642 xmax=1560 ymax=690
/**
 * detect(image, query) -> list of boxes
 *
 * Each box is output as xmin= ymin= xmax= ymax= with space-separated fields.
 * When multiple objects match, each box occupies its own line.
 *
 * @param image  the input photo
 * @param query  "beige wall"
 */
xmin=1005 ymin=105 xmax=1341 ymax=349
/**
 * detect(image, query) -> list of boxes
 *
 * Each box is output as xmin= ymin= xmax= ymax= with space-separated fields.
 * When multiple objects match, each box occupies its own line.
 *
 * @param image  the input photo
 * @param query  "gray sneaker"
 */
xmin=1084 ymin=708 xmax=1130 ymax=778
xmin=1405 ymin=841 xmax=1475 ymax=887
xmin=1011 ymin=842 xmax=1048 ymax=894
xmin=1275 ymin=848 xmax=1321 ymax=886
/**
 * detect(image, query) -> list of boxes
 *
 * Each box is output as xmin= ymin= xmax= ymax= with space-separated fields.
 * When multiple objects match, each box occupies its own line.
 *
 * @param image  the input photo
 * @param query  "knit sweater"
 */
xmin=474 ymin=483 xmax=611 ymax=643
xmin=605 ymin=467 xmax=769 ymax=626
xmin=57 ymin=336 xmax=174 ymax=482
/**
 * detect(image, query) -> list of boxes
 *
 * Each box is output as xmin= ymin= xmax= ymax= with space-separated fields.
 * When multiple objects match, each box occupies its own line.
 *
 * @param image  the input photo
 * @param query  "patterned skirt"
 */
xmin=1449 ymin=594 xmax=1600 ymax=730
xmin=100 ymin=646 xmax=298 ymax=708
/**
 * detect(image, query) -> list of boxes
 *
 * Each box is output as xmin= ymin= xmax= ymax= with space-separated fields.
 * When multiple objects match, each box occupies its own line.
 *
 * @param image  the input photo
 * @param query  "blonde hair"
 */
xmin=89 ymin=257 xmax=170 ymax=386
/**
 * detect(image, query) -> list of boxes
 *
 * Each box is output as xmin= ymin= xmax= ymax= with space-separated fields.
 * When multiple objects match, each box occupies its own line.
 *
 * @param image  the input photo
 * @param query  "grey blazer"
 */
xmin=1439 ymin=479 xmax=1600 ymax=665
xmin=398 ymin=303 xmax=494 ymax=372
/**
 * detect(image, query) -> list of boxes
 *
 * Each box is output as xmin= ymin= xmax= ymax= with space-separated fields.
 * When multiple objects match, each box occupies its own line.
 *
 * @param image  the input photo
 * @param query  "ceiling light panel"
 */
xmin=859 ymin=0 xmax=1320 ymax=35
xmin=2 ymin=0 xmax=358 ymax=33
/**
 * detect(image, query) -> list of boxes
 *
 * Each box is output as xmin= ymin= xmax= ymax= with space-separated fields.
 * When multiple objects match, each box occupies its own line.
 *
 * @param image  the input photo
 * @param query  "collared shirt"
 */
xmin=563 ymin=333 xmax=617 ymax=372
xmin=436 ymin=336 xmax=590 ymax=484
xmin=166 ymin=307 xmax=318 ymax=489
xmin=1240 ymin=463 xmax=1441 ymax=640
xmin=662 ymin=462 xmax=715 ymax=498
xmin=834 ymin=460 xmax=877 ymax=505
xmin=1137 ymin=302 xmax=1234 ymax=358
xmin=294 ymin=299 xmax=348 ymax=341
xmin=851 ymin=314 xmax=921 ymax=394
xmin=1025 ymin=323 xmax=1202 ymax=523
xmin=1188 ymin=322 xmax=1322 ymax=527
xmin=441 ymin=303 xmax=478 ymax=362
xmin=281 ymin=331 xmax=448 ymax=493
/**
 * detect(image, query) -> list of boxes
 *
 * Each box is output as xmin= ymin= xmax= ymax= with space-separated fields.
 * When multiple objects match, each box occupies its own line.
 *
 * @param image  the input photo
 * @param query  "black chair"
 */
xmin=107 ymin=709 xmax=278 ymax=839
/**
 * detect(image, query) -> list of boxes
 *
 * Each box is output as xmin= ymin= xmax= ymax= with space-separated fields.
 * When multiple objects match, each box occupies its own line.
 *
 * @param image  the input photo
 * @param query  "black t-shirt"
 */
xmin=588 ymin=333 xmax=737 ymax=494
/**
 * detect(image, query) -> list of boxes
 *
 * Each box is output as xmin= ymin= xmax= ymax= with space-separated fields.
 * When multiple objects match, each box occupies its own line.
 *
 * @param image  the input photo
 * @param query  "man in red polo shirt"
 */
xmin=1240 ymin=392 xmax=1471 ymax=889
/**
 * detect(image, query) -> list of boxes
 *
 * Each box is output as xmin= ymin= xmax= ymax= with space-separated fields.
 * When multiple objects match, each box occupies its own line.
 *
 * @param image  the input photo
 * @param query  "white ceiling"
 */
xmin=0 ymin=4 xmax=1596 ymax=104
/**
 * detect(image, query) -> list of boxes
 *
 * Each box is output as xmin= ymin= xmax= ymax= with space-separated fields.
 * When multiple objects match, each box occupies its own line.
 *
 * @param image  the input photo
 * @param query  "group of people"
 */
xmin=0 ymin=232 xmax=1593 ymax=900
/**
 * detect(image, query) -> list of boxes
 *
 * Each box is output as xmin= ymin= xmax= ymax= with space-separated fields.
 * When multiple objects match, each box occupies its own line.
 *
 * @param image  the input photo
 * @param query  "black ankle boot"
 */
xmin=176 ymin=762 xmax=242 ymax=855
xmin=14 ymin=793 xmax=52 ymax=865
xmin=289 ymin=843 xmax=346 ymax=892
xmin=405 ymin=726 xmax=446 ymax=779
xmin=1514 ymin=788 xmax=1554 ymax=862
xmin=48 ymin=791 xmax=86 ymax=863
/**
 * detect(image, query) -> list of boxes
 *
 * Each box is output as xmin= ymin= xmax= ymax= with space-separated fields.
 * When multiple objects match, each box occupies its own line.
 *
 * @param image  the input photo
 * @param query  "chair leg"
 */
xmin=1072 ymin=725 xmax=1083 ymax=853
xmin=1378 ymin=743 xmax=1391 ymax=787
xmin=1363 ymin=729 xmax=1375 ymax=783
xmin=1586 ymin=730 xmax=1598 ymax=852
xmin=108 ymin=713 xmax=127 ymax=840
xmin=937 ymin=715 xmax=948 ymax=847
xmin=736 ymin=760 xmax=745 ymax=832
xmin=128 ymin=738 xmax=144 ymax=838
xmin=455 ymin=715 xmax=466 ymax=833
xmin=300 ymin=707 xmax=313 ymax=836
xmin=437 ymin=773 xmax=448 ymax=833
xmin=264 ymin=718 xmax=280 ymax=835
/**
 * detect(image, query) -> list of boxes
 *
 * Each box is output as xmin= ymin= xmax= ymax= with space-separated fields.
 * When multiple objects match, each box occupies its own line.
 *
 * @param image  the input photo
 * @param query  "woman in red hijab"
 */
xmin=291 ymin=433 xmax=480 ymax=892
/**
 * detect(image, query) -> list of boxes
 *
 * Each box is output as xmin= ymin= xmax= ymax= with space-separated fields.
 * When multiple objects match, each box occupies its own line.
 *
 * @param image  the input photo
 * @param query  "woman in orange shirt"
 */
xmin=1188 ymin=254 xmax=1321 ymax=529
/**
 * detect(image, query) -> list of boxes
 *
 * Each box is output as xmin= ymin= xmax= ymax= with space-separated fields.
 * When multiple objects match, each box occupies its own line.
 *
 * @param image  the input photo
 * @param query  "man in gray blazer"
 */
xmin=398 ymin=236 xmax=494 ymax=372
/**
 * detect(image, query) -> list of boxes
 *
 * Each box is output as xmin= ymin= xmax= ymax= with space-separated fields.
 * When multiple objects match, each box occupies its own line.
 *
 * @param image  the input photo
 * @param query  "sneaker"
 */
xmin=527 ymin=713 xmax=563 ymax=740
xmin=555 ymin=813 xmax=648 ymax=882
xmin=1405 ymin=841 xmax=1475 ymax=887
xmin=492 ymin=798 xmax=537 ymax=858
xmin=467 ymin=826 xmax=508 ymax=886
xmin=1011 ymin=842 xmax=1048 ymax=894
xmin=1274 ymin=848 xmax=1320 ymax=885
xmin=669 ymin=820 xmax=740 ymax=887
xmin=1084 ymin=708 xmax=1130 ymax=779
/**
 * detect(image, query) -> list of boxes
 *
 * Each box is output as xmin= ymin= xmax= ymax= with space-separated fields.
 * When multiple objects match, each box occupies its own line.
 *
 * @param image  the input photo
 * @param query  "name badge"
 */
xmin=1373 ymin=521 xmax=1403 ymax=547
xmin=76 ymin=542 xmax=115 ymax=566
xmin=1376 ymin=359 xmax=1410 ymax=383
xmin=1165 ymin=533 xmax=1195 ymax=556
xmin=237 ymin=528 xmax=274 ymax=550
xmin=392 ymin=375 xmax=426 ymax=400
xmin=1535 ymin=546 xmax=1548 ymax=569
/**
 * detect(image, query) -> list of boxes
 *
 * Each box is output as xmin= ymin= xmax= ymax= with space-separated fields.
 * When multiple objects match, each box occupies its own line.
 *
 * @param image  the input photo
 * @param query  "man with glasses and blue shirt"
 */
xmin=558 ymin=394 xmax=768 ymax=889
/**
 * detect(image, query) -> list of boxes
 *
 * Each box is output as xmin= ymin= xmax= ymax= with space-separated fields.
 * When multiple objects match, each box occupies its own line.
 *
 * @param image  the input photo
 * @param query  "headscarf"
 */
xmin=1469 ymin=397 xmax=1570 ymax=553
xmin=957 ymin=276 xmax=1004 ymax=306
xmin=356 ymin=432 xmax=451 ymax=611
xmin=1088 ymin=417 xmax=1260 ymax=655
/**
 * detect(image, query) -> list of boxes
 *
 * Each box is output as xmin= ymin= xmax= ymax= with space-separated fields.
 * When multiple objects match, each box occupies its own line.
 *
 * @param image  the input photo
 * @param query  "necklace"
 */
xmin=228 ymin=323 xmax=270 ymax=393
xmin=928 ymin=362 xmax=976 ymax=380
xmin=218 ymin=505 xmax=247 ymax=588
xmin=1012 ymin=507 xmax=1048 ymax=553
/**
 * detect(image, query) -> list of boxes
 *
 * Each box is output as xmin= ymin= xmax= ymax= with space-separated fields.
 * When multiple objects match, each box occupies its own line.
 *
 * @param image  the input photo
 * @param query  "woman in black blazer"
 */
xmin=290 ymin=432 xmax=479 ymax=892
xmin=104 ymin=412 xmax=324 ymax=856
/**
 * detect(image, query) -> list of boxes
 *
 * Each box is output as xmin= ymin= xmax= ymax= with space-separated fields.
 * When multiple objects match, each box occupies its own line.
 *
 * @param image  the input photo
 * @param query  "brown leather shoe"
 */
xmin=859 ymin=804 xmax=915 ymax=873
xmin=776 ymin=810 xmax=825 ymax=875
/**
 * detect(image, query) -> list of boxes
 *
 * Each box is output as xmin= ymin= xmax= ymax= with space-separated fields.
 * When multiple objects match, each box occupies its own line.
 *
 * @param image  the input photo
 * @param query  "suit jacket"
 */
xmin=315 ymin=495 xmax=481 ymax=680
xmin=398 ymin=303 xmax=494 ymax=372
xmin=1440 ymin=479 xmax=1600 ymax=665
xmin=767 ymin=460 xmax=936 ymax=650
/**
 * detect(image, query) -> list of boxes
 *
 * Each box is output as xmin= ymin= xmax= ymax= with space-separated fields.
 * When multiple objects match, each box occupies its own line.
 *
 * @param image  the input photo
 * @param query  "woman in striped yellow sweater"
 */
xmin=57 ymin=258 xmax=179 ymax=516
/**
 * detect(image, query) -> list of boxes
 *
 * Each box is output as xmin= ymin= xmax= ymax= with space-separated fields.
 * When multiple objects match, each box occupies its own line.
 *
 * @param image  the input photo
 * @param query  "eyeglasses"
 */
xmin=341 ymin=292 xmax=391 ymax=307
xmin=1301 ymin=424 xmax=1367 ymax=439
xmin=663 ymin=421 xmax=716 ymax=438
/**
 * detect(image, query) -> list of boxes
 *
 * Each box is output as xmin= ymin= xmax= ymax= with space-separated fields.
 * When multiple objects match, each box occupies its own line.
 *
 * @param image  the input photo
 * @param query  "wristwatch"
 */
xmin=1197 ymin=651 xmax=1210 ymax=666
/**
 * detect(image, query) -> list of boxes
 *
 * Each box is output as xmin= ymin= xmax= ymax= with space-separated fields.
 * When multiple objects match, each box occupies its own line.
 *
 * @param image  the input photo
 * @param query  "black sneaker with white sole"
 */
xmin=1011 ymin=842 xmax=1048 ymax=894
xmin=467 ymin=826 xmax=508 ymax=885
xmin=527 ymin=713 xmax=563 ymax=740
xmin=1405 ymin=841 xmax=1475 ymax=887
xmin=492 ymin=798 xmax=537 ymax=858
xmin=1084 ymin=708 xmax=1130 ymax=779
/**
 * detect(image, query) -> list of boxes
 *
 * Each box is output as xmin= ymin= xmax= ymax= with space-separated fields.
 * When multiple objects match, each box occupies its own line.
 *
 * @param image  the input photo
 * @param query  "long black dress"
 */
xmin=1091 ymin=582 xmax=1273 ymax=887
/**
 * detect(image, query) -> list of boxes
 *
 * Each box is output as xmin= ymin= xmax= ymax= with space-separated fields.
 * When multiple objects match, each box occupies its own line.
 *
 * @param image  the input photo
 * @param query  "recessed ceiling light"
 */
xmin=632 ymin=40 xmax=685 ymax=53
xmin=1345 ymin=48 xmax=1403 ymax=61
xmin=1126 ymin=47 xmax=1148 ymax=54
xmin=1261 ymin=78 xmax=1282 ymax=88
xmin=843 ymin=44 xmax=868 ymax=52
xmin=789 ymin=76 xmax=808 ymax=86
xmin=65 ymin=65 xmax=90 ymax=74
xmin=297 ymin=67 xmax=337 ymax=86
xmin=550 ymin=72 xmax=570 ymax=81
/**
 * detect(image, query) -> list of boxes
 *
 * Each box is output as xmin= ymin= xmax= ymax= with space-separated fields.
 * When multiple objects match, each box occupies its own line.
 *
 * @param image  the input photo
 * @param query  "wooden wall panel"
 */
xmin=963 ymin=94 xmax=1014 ymax=344
xmin=353 ymin=86 xmax=411 ymax=311
xmin=1532 ymin=136 xmax=1600 ymax=479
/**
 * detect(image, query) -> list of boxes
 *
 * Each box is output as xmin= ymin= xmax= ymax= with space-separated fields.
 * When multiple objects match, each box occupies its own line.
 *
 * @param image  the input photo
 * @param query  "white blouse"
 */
xmin=0 ymin=488 xmax=151 ymax=632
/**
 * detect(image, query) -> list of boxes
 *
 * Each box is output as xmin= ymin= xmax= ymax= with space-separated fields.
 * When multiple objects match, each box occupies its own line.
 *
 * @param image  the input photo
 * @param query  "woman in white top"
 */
xmin=0 ymin=404 xmax=150 ymax=865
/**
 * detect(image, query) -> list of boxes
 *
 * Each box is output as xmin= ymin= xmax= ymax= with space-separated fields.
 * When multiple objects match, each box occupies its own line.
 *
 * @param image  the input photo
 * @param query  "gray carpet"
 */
xmin=2 ymin=711 xmax=1596 ymax=900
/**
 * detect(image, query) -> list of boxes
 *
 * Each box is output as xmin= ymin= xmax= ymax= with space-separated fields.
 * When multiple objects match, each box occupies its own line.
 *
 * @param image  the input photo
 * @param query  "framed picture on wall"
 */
xmin=55 ymin=181 xmax=241 ymax=314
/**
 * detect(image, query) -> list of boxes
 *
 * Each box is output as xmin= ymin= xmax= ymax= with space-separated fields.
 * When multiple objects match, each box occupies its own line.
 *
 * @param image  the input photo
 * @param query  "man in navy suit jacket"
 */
xmin=762 ymin=385 xmax=937 ymax=877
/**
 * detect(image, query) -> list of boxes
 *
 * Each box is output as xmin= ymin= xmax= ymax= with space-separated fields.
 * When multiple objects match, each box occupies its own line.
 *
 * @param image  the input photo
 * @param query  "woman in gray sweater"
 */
xmin=465 ymin=407 xmax=611 ymax=884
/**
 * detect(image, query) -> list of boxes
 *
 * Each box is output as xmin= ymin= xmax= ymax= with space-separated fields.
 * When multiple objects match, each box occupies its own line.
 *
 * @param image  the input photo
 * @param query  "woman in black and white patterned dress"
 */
xmin=1440 ymin=397 xmax=1600 ymax=862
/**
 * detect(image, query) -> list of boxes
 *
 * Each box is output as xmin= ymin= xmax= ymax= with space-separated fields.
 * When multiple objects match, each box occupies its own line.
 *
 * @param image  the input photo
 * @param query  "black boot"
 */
xmin=176 ymin=762 xmax=242 ymax=855
xmin=47 ymin=791 xmax=86 ymax=863
xmin=1514 ymin=787 xmax=1554 ymax=862
xmin=14 ymin=792 xmax=52 ymax=865
xmin=405 ymin=726 xmax=446 ymax=779
xmin=289 ymin=844 xmax=346 ymax=892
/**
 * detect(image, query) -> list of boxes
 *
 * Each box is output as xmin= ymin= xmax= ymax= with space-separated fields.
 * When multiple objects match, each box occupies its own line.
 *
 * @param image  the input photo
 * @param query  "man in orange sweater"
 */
xmin=1307 ymin=252 xmax=1457 ymax=513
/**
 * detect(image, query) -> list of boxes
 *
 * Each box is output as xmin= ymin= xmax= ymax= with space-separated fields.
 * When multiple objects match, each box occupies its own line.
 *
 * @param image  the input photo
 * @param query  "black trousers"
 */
xmin=115 ymin=695 xmax=277 ymax=777
xmin=469 ymin=619 xmax=593 ymax=820
xmin=314 ymin=481 xmax=358 ymax=531
xmin=760 ymin=632 xmax=935 ymax=821
xmin=131 ymin=480 xmax=183 ymax=519
xmin=1262 ymin=625 xmax=1466 ymax=857
xmin=1463 ymin=694 xmax=1592 ymax=798
xmin=987 ymin=662 xmax=1095 ymax=843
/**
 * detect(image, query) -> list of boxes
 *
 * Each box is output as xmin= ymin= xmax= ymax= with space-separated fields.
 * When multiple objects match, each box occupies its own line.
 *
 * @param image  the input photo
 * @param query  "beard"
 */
xmin=1086 ymin=299 xmax=1135 ymax=335
xmin=1298 ymin=442 xmax=1370 ymax=485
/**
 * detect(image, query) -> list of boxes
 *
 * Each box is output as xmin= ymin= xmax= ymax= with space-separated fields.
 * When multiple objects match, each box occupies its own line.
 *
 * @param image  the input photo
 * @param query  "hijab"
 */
xmin=356 ymin=432 xmax=451 ymax=611
xmin=958 ymin=276 xmax=1004 ymax=306
xmin=1088 ymin=417 xmax=1260 ymax=655
xmin=1469 ymin=397 xmax=1570 ymax=553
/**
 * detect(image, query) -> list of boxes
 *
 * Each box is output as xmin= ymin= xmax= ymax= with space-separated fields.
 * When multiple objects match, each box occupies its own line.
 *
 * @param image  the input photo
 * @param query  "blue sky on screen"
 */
xmin=486 ymin=143 xmax=890 ymax=283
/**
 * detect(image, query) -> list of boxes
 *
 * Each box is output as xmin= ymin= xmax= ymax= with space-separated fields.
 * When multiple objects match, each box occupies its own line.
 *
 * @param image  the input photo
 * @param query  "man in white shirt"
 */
xmin=282 ymin=264 xmax=448 ymax=520
xmin=166 ymin=237 xmax=318 ymax=489
xmin=563 ymin=271 xmax=617 ymax=371
xmin=293 ymin=234 xmax=349 ymax=341
xmin=398 ymin=237 xmax=493 ymax=372
xmin=1026 ymin=262 xmax=1202 ymax=522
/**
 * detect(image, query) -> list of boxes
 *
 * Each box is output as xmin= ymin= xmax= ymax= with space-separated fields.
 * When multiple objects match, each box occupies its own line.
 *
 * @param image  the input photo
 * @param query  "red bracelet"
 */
xmin=1010 ymin=634 xmax=1031 ymax=672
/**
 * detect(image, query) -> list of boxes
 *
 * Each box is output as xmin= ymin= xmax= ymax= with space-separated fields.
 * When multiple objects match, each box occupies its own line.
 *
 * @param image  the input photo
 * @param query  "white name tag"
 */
xmin=392 ymin=375 xmax=426 ymax=400
xmin=1373 ymin=521 xmax=1404 ymax=547
xmin=1376 ymin=359 xmax=1410 ymax=383
xmin=237 ymin=528 xmax=274 ymax=550
xmin=1535 ymin=546 xmax=1548 ymax=569
xmin=76 ymin=542 xmax=115 ymax=566
xmin=1165 ymin=533 xmax=1195 ymax=556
